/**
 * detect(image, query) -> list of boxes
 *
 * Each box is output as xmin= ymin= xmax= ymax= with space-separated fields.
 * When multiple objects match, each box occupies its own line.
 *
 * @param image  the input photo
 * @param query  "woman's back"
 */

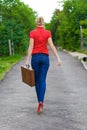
xmin=30 ymin=27 xmax=51 ymax=55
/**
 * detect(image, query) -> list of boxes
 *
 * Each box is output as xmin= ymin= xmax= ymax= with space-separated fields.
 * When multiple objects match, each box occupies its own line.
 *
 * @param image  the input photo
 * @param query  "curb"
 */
xmin=81 ymin=60 xmax=87 ymax=70
xmin=68 ymin=51 xmax=87 ymax=71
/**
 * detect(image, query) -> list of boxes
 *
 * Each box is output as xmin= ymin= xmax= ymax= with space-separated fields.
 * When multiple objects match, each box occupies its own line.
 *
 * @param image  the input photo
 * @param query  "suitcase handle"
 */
xmin=26 ymin=64 xmax=30 ymax=68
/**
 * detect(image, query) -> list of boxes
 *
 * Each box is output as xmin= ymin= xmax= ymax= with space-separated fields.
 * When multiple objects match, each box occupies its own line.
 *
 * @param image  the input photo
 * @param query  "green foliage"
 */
xmin=50 ymin=9 xmax=60 ymax=45
xmin=49 ymin=0 xmax=87 ymax=51
xmin=80 ymin=19 xmax=87 ymax=37
xmin=0 ymin=0 xmax=36 ymax=56
xmin=45 ymin=23 xmax=50 ymax=30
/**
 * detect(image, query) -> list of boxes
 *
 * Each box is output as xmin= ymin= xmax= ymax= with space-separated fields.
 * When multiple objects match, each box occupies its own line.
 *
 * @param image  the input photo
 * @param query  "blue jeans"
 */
xmin=31 ymin=53 xmax=49 ymax=103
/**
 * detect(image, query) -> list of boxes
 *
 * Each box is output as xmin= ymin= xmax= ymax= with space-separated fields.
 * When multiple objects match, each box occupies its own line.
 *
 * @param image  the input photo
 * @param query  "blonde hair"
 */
xmin=36 ymin=16 xmax=45 ymax=26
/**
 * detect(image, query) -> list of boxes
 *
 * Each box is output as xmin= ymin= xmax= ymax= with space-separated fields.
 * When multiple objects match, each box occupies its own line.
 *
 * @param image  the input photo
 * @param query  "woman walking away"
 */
xmin=26 ymin=16 xmax=62 ymax=114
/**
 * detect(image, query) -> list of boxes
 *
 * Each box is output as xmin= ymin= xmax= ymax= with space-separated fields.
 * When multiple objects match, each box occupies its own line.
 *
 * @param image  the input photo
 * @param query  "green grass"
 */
xmin=0 ymin=54 xmax=24 ymax=80
xmin=76 ymin=49 xmax=87 ymax=54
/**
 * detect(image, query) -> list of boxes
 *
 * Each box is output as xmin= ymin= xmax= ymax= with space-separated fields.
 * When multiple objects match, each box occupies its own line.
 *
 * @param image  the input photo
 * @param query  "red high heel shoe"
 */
xmin=37 ymin=102 xmax=44 ymax=114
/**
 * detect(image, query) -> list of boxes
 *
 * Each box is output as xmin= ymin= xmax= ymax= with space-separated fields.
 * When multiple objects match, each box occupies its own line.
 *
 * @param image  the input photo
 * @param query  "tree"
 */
xmin=50 ymin=9 xmax=60 ymax=45
xmin=80 ymin=19 xmax=87 ymax=37
xmin=0 ymin=0 xmax=36 ymax=55
xmin=50 ymin=0 xmax=87 ymax=51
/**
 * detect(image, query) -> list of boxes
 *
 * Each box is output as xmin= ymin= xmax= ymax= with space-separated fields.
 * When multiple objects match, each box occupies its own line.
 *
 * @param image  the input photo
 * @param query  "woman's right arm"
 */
xmin=48 ymin=37 xmax=62 ymax=66
xmin=26 ymin=38 xmax=34 ymax=66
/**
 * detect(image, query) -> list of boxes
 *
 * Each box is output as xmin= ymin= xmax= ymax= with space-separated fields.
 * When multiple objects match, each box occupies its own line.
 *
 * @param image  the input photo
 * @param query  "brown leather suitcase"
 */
xmin=21 ymin=66 xmax=35 ymax=87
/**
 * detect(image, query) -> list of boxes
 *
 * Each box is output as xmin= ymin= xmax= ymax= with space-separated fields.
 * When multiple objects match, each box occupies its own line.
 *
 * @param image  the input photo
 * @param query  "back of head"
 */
xmin=36 ymin=17 xmax=45 ymax=26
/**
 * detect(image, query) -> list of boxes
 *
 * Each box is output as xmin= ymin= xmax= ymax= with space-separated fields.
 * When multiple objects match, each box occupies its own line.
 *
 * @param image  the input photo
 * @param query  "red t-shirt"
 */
xmin=29 ymin=27 xmax=51 ymax=55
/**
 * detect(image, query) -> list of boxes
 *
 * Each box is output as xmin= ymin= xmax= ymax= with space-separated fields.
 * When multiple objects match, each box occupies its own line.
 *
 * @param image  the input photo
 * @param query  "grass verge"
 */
xmin=0 ymin=54 xmax=24 ymax=80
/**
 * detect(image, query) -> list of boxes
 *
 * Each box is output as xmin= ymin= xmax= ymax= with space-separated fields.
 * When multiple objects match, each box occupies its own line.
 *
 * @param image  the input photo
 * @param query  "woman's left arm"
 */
xmin=48 ymin=37 xmax=62 ymax=66
xmin=26 ymin=38 xmax=34 ymax=66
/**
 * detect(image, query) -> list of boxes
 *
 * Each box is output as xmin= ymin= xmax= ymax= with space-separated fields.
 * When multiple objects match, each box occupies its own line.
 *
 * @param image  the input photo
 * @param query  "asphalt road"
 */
xmin=0 ymin=51 xmax=87 ymax=130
